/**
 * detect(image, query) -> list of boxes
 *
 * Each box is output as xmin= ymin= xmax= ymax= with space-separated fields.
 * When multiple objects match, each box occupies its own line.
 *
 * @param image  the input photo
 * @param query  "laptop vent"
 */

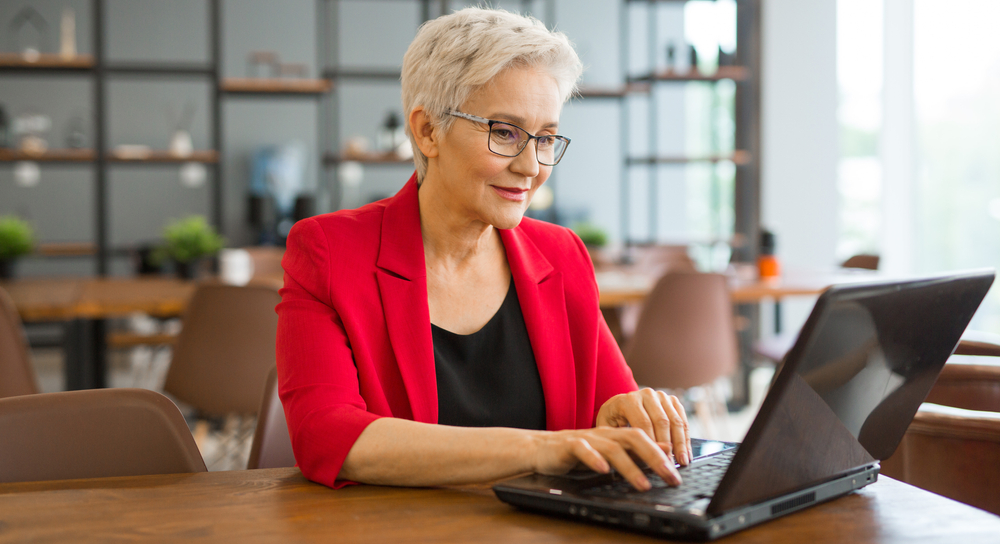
xmin=771 ymin=492 xmax=816 ymax=516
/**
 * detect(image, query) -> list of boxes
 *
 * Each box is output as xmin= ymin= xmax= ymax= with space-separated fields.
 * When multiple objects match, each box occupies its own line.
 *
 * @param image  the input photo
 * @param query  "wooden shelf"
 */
xmin=577 ymin=83 xmax=651 ymax=98
xmin=0 ymin=53 xmax=95 ymax=69
xmin=0 ymin=149 xmax=95 ymax=162
xmin=627 ymin=150 xmax=751 ymax=166
xmin=108 ymin=150 xmax=219 ymax=163
xmin=323 ymin=68 xmax=401 ymax=80
xmin=35 ymin=242 xmax=97 ymax=256
xmin=324 ymin=152 xmax=413 ymax=166
xmin=631 ymin=66 xmax=749 ymax=83
xmin=220 ymin=78 xmax=332 ymax=94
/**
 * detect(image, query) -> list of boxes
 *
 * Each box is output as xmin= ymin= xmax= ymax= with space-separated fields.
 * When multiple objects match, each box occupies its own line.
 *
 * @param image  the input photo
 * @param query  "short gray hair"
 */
xmin=401 ymin=7 xmax=583 ymax=181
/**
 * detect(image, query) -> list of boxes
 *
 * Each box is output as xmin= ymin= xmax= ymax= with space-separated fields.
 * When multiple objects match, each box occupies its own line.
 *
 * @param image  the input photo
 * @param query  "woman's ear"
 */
xmin=409 ymin=107 xmax=439 ymax=159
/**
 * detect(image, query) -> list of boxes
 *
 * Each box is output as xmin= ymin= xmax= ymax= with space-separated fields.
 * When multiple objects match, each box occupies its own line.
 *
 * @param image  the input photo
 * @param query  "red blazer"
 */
xmin=276 ymin=173 xmax=638 ymax=488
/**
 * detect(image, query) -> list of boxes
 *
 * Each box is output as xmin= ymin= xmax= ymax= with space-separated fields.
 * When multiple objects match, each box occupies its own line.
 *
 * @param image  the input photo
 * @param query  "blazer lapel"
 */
xmin=376 ymin=174 xmax=438 ymax=424
xmin=500 ymin=227 xmax=577 ymax=431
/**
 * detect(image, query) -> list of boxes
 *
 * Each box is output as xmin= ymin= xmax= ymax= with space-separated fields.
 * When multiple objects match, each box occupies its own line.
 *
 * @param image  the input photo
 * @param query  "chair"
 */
xmin=162 ymin=283 xmax=281 ymax=469
xmin=247 ymin=367 xmax=296 ymax=469
xmin=623 ymin=271 xmax=739 ymax=438
xmin=0 ymin=285 xmax=39 ymax=398
xmin=880 ymin=359 xmax=1000 ymax=515
xmin=0 ymin=388 xmax=206 ymax=484
xmin=841 ymin=254 xmax=880 ymax=270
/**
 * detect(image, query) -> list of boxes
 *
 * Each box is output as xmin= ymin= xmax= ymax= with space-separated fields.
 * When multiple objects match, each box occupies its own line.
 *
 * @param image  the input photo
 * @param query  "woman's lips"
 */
xmin=492 ymin=185 xmax=528 ymax=202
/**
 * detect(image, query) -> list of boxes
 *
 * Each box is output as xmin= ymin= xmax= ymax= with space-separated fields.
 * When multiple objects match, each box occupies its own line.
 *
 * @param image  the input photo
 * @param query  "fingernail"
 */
xmin=637 ymin=475 xmax=651 ymax=491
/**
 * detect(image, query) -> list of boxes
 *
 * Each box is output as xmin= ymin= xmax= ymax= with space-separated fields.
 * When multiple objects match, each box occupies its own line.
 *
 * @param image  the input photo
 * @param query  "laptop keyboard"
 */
xmin=580 ymin=448 xmax=736 ymax=507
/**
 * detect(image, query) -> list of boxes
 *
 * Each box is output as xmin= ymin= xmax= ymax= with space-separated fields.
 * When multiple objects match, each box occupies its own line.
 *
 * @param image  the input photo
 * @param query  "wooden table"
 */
xmin=0 ymin=468 xmax=997 ymax=543
xmin=2 ymin=276 xmax=280 ymax=390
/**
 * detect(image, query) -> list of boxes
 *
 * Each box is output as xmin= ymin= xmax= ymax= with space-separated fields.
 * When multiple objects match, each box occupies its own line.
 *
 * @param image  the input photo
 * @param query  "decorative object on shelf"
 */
xmin=249 ymin=142 xmax=311 ymax=243
xmin=162 ymin=216 xmax=225 ymax=280
xmin=377 ymin=112 xmax=406 ymax=153
xmin=65 ymin=115 xmax=86 ymax=149
xmin=688 ymin=44 xmax=699 ymax=74
xmin=528 ymin=185 xmax=554 ymax=211
xmin=666 ymin=42 xmax=676 ymax=73
xmin=134 ymin=244 xmax=165 ymax=275
xmin=8 ymin=7 xmax=48 ymax=62
xmin=219 ymin=248 xmax=254 ymax=286
xmin=13 ymin=111 xmax=51 ymax=155
xmin=338 ymin=160 xmax=364 ymax=188
xmin=112 ymin=144 xmax=152 ymax=160
xmin=247 ymin=51 xmax=279 ymax=78
xmin=277 ymin=63 xmax=307 ymax=78
xmin=13 ymin=161 xmax=41 ymax=187
xmin=0 ymin=104 xmax=10 ymax=148
xmin=166 ymin=102 xmax=196 ymax=158
xmin=572 ymin=221 xmax=609 ymax=267
xmin=757 ymin=229 xmax=780 ymax=279
xmin=0 ymin=215 xmax=35 ymax=280
xmin=342 ymin=136 xmax=370 ymax=160
xmin=59 ymin=7 xmax=76 ymax=60
xmin=179 ymin=162 xmax=207 ymax=188
xmin=717 ymin=46 xmax=736 ymax=68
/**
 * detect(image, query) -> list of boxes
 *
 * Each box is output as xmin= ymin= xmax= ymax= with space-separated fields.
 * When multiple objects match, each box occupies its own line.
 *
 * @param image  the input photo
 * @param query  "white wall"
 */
xmin=761 ymin=0 xmax=839 ymax=271
xmin=760 ymin=0 xmax=839 ymax=334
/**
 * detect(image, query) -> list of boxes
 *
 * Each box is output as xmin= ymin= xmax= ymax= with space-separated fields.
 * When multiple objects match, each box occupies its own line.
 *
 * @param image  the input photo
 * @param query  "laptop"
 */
xmin=494 ymin=270 xmax=995 ymax=540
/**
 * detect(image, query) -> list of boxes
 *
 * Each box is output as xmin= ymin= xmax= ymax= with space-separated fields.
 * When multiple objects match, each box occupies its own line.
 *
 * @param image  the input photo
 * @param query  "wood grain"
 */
xmin=0 ymin=468 xmax=997 ymax=543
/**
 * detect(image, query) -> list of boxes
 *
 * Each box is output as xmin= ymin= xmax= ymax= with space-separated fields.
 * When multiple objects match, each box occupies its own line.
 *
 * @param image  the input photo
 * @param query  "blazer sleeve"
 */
xmin=566 ymin=231 xmax=639 ymax=425
xmin=276 ymin=218 xmax=383 ymax=488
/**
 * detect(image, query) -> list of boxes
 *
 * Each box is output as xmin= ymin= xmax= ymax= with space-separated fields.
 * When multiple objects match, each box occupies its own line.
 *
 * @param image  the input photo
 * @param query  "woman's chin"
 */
xmin=487 ymin=207 xmax=527 ymax=230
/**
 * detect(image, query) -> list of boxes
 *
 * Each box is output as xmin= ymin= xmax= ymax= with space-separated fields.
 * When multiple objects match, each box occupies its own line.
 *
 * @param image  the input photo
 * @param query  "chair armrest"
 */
xmin=909 ymin=403 xmax=1000 ymax=442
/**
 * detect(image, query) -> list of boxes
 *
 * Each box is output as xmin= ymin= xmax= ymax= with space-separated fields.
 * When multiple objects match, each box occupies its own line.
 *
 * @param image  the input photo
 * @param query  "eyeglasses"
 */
xmin=447 ymin=110 xmax=571 ymax=166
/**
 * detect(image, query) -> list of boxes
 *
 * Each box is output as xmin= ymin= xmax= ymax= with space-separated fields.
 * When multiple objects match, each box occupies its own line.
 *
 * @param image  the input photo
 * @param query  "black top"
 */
xmin=432 ymin=280 xmax=547 ymax=430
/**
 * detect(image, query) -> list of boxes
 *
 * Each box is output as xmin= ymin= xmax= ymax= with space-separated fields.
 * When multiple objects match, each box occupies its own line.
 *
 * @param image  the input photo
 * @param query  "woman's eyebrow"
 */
xmin=488 ymin=113 xmax=559 ymax=130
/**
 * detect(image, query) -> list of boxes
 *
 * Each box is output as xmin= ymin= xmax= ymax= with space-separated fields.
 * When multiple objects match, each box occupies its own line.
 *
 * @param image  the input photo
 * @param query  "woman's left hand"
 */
xmin=596 ymin=388 xmax=692 ymax=466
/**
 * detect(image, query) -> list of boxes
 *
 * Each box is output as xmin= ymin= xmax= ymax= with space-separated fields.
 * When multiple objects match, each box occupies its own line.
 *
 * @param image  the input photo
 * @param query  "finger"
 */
xmin=620 ymin=390 xmax=656 ymax=441
xmin=640 ymin=389 xmax=674 ymax=452
xmin=663 ymin=392 xmax=692 ymax=466
xmin=670 ymin=394 xmax=693 ymax=466
xmin=590 ymin=436 xmax=652 ymax=491
xmin=569 ymin=437 xmax=610 ymax=474
xmin=612 ymin=427 xmax=681 ymax=486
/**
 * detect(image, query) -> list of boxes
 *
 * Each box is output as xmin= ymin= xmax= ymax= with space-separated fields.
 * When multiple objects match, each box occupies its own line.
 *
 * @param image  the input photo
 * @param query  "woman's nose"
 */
xmin=509 ymin=142 xmax=541 ymax=178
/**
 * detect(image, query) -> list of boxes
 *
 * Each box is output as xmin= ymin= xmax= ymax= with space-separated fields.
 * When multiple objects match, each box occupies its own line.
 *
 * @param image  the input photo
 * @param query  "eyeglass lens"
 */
xmin=488 ymin=122 xmax=567 ymax=165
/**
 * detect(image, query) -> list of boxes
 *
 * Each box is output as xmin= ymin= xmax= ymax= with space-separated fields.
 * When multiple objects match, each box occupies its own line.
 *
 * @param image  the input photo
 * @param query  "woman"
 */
xmin=277 ymin=7 xmax=691 ymax=492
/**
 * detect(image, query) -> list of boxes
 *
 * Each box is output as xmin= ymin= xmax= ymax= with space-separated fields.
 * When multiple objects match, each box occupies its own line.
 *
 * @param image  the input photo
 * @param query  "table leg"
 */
xmin=63 ymin=319 xmax=107 ymax=390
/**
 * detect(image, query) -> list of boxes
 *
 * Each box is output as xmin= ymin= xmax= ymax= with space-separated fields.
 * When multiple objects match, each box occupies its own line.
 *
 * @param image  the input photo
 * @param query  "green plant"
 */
xmin=572 ymin=222 xmax=608 ymax=248
xmin=0 ymin=216 xmax=35 ymax=259
xmin=163 ymin=216 xmax=225 ymax=263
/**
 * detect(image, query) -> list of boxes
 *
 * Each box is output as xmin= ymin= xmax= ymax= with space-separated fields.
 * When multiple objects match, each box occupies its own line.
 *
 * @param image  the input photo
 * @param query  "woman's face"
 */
xmin=431 ymin=65 xmax=562 ymax=230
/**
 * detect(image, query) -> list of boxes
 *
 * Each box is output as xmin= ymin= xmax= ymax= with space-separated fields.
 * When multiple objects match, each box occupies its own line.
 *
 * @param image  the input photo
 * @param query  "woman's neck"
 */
xmin=418 ymin=175 xmax=500 ymax=271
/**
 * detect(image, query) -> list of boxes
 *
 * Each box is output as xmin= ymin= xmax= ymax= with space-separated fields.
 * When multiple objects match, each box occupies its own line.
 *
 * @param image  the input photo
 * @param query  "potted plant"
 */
xmin=0 ymin=215 xmax=35 ymax=279
xmin=162 ymin=216 xmax=225 ymax=280
xmin=572 ymin=221 xmax=609 ymax=267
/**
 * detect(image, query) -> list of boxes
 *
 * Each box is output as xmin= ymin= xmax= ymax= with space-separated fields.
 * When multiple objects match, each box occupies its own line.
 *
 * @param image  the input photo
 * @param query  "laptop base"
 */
xmin=495 ymin=464 xmax=880 ymax=541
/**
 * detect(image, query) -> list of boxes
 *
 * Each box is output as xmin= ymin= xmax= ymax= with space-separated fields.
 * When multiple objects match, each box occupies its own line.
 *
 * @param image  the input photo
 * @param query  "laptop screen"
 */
xmin=707 ymin=271 xmax=994 ymax=514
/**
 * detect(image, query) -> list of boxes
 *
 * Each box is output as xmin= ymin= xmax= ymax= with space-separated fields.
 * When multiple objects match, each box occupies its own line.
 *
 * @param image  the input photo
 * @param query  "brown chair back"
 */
xmin=880 ymin=358 xmax=1000 ymax=515
xmin=623 ymin=272 xmax=738 ymax=390
xmin=247 ymin=367 xmax=296 ymax=469
xmin=0 ymin=286 xmax=39 ymax=398
xmin=163 ymin=283 xmax=281 ymax=417
xmin=841 ymin=254 xmax=880 ymax=270
xmin=0 ymin=388 xmax=206 ymax=483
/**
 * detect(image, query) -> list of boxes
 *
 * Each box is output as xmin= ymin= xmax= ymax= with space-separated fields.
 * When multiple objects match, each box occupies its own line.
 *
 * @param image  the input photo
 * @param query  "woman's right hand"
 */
xmin=530 ymin=427 xmax=682 ymax=491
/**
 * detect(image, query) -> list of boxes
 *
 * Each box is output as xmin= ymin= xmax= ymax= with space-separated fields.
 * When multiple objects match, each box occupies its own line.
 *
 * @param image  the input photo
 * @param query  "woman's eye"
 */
xmin=493 ymin=127 xmax=517 ymax=141
xmin=537 ymin=136 xmax=555 ymax=149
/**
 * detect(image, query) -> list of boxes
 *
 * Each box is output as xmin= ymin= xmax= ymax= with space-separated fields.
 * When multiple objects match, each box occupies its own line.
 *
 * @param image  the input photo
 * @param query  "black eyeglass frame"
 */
xmin=447 ymin=110 xmax=571 ymax=166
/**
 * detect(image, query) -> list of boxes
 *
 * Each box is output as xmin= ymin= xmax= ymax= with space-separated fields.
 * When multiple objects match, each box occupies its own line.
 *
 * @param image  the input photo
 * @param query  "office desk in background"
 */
xmin=0 ymin=468 xmax=997 ymax=543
